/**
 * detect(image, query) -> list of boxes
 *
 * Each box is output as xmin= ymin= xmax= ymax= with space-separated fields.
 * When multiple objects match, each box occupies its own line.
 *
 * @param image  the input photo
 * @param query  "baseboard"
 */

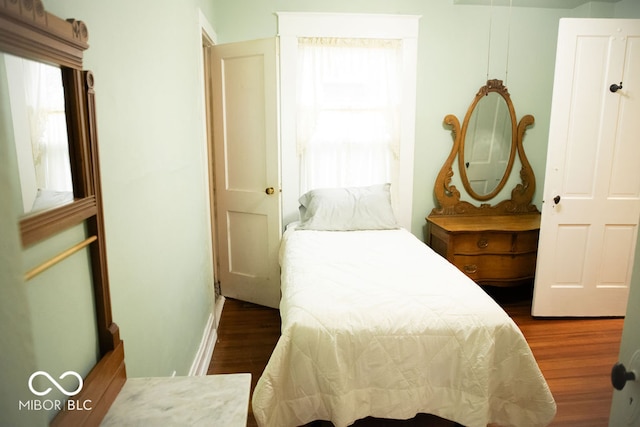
xmin=214 ymin=295 xmax=225 ymax=329
xmin=189 ymin=297 xmax=225 ymax=376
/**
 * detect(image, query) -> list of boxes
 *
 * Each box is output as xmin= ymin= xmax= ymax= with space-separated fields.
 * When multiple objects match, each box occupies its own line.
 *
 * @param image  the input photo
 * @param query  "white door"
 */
xmin=532 ymin=19 xmax=640 ymax=317
xmin=212 ymin=38 xmax=281 ymax=309
xmin=609 ymin=239 xmax=640 ymax=425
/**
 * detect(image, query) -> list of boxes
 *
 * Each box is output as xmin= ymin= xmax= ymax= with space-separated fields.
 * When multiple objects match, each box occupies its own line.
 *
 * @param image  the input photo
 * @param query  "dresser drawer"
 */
xmin=426 ymin=213 xmax=541 ymax=287
xmin=515 ymin=230 xmax=539 ymax=252
xmin=451 ymin=232 xmax=513 ymax=254
xmin=452 ymin=253 xmax=538 ymax=282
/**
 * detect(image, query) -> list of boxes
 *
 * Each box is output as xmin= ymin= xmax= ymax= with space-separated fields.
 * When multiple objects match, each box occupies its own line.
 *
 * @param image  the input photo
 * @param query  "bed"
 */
xmin=251 ymin=184 xmax=556 ymax=427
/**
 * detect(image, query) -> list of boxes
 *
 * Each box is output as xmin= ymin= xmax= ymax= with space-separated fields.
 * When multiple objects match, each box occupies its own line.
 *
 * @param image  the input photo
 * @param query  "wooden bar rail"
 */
xmin=24 ymin=235 xmax=97 ymax=281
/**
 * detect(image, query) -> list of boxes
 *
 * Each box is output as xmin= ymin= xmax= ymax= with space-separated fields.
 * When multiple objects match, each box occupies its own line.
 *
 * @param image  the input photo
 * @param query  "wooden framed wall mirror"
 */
xmin=460 ymin=83 xmax=515 ymax=201
xmin=432 ymin=79 xmax=538 ymax=216
xmin=1 ymin=1 xmax=125 ymax=424
xmin=427 ymin=79 xmax=541 ymax=288
xmin=0 ymin=1 xmax=98 ymax=247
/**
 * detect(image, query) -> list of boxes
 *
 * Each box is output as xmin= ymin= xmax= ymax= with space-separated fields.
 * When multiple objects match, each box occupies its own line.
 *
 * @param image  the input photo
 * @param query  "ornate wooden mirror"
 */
xmin=427 ymin=80 xmax=540 ymax=288
xmin=1 ymin=1 xmax=125 ymax=424
xmin=0 ymin=1 xmax=97 ymax=246
xmin=432 ymin=79 xmax=538 ymax=216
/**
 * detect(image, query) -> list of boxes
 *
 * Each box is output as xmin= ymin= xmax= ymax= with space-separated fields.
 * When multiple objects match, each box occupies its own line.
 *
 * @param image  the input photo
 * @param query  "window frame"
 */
xmin=278 ymin=12 xmax=420 ymax=230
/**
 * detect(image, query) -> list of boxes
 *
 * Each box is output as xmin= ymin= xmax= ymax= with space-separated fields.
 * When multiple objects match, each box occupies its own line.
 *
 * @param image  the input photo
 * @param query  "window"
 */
xmin=297 ymin=37 xmax=402 ymax=193
xmin=279 ymin=12 xmax=420 ymax=229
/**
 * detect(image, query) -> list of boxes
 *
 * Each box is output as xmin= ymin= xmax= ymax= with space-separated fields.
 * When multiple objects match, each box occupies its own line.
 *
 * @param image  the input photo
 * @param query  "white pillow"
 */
xmin=297 ymin=184 xmax=399 ymax=231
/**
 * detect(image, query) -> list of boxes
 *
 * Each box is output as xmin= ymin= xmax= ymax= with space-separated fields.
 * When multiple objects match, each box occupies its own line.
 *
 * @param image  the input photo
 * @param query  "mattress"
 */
xmin=252 ymin=227 xmax=556 ymax=427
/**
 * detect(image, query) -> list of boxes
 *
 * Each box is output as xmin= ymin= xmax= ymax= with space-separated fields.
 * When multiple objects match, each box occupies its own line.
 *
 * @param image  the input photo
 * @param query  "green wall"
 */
xmin=43 ymin=0 xmax=218 ymax=379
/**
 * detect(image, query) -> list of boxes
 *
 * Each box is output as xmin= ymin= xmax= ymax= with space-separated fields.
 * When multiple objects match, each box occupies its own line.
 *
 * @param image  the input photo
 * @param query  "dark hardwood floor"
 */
xmin=208 ymin=286 xmax=624 ymax=427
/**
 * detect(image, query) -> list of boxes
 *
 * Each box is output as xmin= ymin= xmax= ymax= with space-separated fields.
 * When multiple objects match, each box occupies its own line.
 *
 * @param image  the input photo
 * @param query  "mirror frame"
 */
xmin=432 ymin=79 xmax=538 ymax=216
xmin=1 ymin=2 xmax=125 ymax=425
xmin=0 ymin=1 xmax=95 ymax=246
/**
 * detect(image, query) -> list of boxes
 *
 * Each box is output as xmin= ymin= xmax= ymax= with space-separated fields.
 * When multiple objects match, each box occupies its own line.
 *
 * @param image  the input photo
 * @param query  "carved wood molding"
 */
xmin=0 ymin=0 xmax=88 ymax=68
xmin=432 ymin=114 xmax=464 ymax=214
xmin=482 ymin=78 xmax=508 ymax=95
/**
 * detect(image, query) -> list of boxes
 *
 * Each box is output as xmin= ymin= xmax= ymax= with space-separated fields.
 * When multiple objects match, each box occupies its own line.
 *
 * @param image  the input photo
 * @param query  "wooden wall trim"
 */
xmin=0 ymin=0 xmax=87 ymax=68
xmin=20 ymin=197 xmax=97 ymax=247
xmin=50 ymin=340 xmax=126 ymax=427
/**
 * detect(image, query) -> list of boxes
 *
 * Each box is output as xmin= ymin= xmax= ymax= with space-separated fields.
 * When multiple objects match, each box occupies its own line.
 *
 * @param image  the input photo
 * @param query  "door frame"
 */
xmin=198 ymin=11 xmax=225 ymax=327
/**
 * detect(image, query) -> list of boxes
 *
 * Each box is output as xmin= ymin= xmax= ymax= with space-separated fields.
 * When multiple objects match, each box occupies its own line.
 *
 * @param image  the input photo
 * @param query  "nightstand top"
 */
xmin=426 ymin=212 xmax=541 ymax=232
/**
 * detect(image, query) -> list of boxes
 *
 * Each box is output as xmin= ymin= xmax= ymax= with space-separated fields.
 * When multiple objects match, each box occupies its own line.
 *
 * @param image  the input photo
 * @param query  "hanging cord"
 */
xmin=505 ymin=0 xmax=513 ymax=85
xmin=486 ymin=0 xmax=493 ymax=81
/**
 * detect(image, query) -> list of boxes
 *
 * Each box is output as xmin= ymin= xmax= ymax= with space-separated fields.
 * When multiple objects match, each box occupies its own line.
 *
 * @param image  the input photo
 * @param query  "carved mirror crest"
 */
xmin=431 ymin=79 xmax=538 ymax=216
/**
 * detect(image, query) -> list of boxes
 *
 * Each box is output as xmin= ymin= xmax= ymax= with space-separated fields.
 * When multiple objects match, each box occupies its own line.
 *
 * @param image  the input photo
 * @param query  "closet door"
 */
xmin=533 ymin=19 xmax=640 ymax=317
xmin=211 ymin=38 xmax=281 ymax=309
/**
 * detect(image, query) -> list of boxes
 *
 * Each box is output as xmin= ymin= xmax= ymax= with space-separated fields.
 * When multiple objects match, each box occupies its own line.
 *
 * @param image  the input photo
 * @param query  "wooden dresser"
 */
xmin=426 ymin=213 xmax=541 ymax=287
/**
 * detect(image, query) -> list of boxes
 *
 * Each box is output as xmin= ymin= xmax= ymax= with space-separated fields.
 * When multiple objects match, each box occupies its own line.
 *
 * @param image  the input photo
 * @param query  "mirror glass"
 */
xmin=462 ymin=92 xmax=512 ymax=197
xmin=3 ymin=53 xmax=74 ymax=214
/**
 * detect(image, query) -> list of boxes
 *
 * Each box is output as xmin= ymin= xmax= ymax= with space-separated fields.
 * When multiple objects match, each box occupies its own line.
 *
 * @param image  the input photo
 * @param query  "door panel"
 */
xmin=553 ymin=224 xmax=589 ymax=287
xmin=227 ymin=211 xmax=269 ymax=276
xmin=611 ymin=36 xmax=640 ymax=197
xmin=212 ymin=38 xmax=281 ymax=308
xmin=224 ymin=55 xmax=268 ymax=191
xmin=533 ymin=19 xmax=640 ymax=317
xmin=600 ymin=225 xmax=636 ymax=287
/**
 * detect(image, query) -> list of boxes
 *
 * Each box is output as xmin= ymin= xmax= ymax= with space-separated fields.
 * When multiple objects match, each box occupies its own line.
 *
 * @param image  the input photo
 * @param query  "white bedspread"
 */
xmin=252 ymin=227 xmax=556 ymax=427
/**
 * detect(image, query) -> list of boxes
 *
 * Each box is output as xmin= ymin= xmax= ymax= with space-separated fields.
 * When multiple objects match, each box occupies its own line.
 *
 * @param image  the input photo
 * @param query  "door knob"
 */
xmin=611 ymin=362 xmax=636 ymax=390
xmin=265 ymin=187 xmax=275 ymax=195
xmin=553 ymin=195 xmax=561 ymax=204
xmin=610 ymin=82 xmax=623 ymax=93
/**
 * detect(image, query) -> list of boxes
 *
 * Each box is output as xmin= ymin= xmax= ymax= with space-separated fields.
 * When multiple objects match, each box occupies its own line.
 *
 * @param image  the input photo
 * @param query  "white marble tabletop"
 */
xmin=101 ymin=373 xmax=251 ymax=427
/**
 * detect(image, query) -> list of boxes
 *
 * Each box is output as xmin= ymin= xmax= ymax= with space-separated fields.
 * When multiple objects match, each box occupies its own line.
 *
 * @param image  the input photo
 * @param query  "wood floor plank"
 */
xmin=209 ymin=288 xmax=624 ymax=427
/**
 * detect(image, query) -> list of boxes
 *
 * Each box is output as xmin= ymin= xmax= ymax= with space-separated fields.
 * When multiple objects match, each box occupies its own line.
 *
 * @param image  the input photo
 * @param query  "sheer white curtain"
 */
xmin=22 ymin=59 xmax=72 ymax=192
xmin=296 ymin=37 xmax=402 ymax=193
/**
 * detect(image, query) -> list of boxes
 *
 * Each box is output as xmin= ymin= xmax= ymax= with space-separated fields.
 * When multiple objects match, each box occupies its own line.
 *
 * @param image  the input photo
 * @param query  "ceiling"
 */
xmin=453 ymin=0 xmax=621 ymax=8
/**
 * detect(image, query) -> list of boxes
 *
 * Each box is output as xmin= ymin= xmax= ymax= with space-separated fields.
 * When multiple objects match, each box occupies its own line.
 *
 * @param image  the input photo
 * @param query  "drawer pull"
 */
xmin=464 ymin=264 xmax=478 ymax=274
xmin=477 ymin=238 xmax=489 ymax=249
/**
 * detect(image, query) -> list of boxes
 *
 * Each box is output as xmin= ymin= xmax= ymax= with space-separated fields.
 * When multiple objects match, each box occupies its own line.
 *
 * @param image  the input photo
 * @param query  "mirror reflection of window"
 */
xmin=4 ymin=54 xmax=73 ymax=213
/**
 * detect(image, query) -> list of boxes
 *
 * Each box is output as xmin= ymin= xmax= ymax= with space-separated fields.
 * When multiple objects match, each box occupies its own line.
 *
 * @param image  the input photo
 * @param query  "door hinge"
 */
xmin=214 ymin=280 xmax=221 ymax=296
